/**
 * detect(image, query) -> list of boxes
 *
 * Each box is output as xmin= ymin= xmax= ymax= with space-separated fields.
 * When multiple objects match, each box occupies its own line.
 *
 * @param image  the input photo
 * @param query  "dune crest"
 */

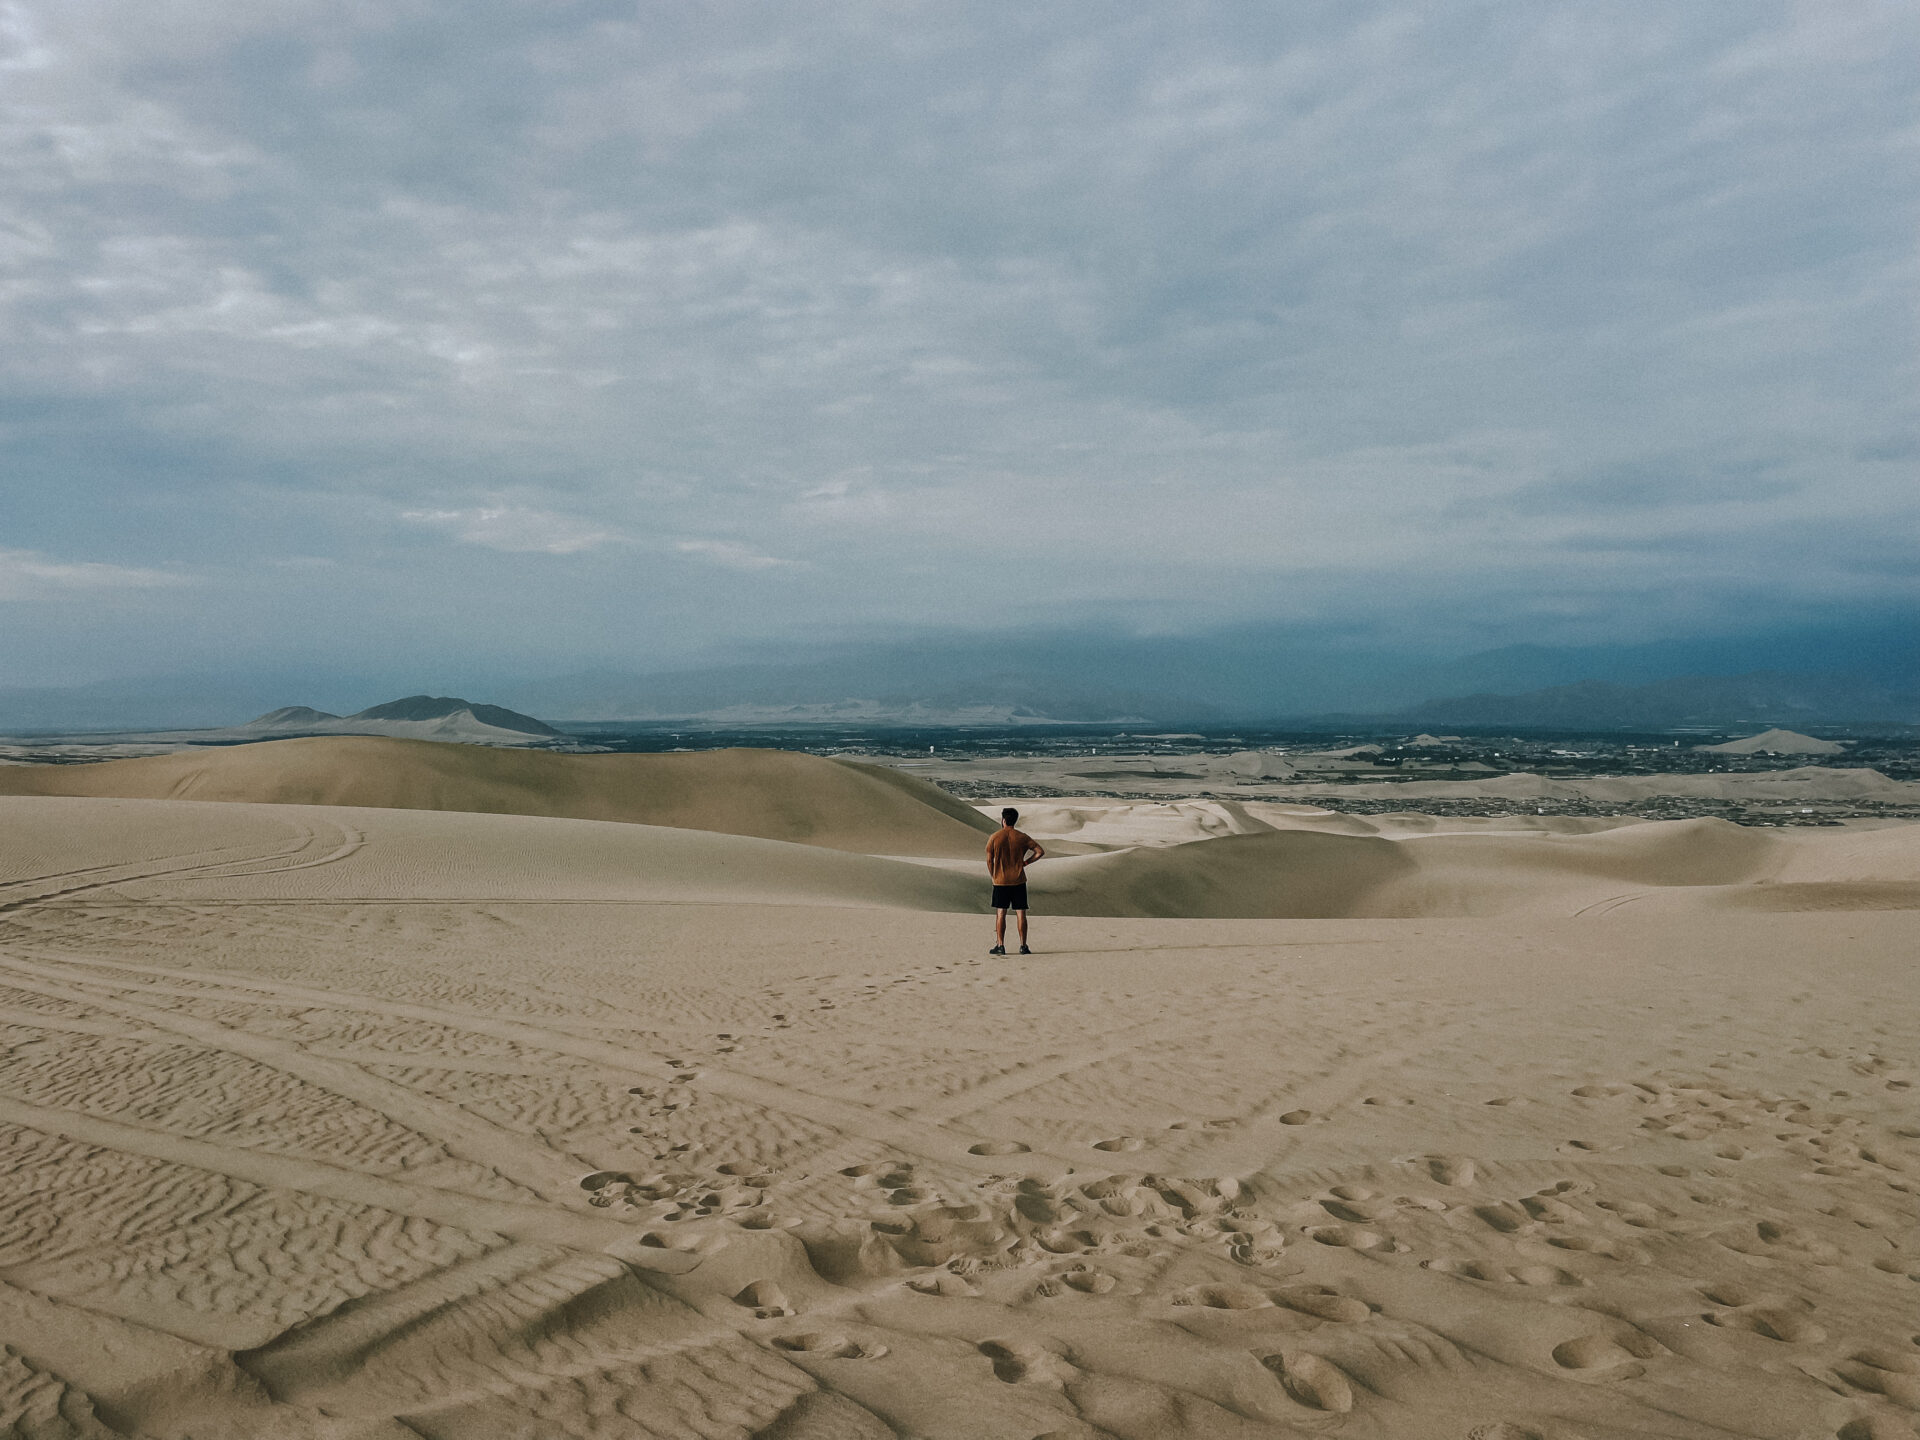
xmin=0 ymin=737 xmax=995 ymax=857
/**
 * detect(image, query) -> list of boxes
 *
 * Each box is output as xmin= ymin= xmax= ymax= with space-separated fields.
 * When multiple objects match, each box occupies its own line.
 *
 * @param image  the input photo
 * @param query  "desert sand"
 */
xmin=0 ymin=740 xmax=1916 ymax=1440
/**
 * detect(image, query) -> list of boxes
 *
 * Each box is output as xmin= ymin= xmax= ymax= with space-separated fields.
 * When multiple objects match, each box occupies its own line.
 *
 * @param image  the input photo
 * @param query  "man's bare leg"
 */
xmin=994 ymin=907 xmax=1007 ymax=948
xmin=1016 ymin=909 xmax=1028 ymax=950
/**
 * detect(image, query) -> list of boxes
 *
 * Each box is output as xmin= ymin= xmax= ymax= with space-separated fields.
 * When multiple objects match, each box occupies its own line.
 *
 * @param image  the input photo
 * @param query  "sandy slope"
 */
xmin=0 ymin=737 xmax=997 ymax=857
xmin=0 ymin=786 xmax=1916 ymax=1440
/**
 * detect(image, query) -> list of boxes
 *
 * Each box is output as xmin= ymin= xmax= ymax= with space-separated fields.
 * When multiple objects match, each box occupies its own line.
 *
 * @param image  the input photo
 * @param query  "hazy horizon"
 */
xmin=5 ymin=609 xmax=1917 ymax=732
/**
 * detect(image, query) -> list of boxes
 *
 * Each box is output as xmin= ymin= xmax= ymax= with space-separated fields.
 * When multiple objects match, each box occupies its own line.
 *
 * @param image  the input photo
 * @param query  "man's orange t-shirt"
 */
xmin=986 ymin=827 xmax=1040 ymax=885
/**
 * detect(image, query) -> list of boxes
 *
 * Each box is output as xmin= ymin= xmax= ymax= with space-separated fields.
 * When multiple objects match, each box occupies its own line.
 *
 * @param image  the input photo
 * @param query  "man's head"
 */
xmin=1001 ymin=807 xmax=1019 ymax=827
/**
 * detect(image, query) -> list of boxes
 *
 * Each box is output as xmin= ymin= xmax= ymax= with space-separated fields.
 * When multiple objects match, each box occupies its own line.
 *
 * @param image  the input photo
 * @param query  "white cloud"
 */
xmin=676 ymin=539 xmax=800 ymax=571
xmin=401 ymin=507 xmax=622 ymax=555
xmin=0 ymin=548 xmax=191 ymax=599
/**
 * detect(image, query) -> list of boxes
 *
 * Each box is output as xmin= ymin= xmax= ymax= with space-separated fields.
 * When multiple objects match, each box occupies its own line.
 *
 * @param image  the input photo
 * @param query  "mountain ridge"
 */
xmin=1409 ymin=670 xmax=1918 ymax=729
xmin=243 ymin=695 xmax=560 ymax=737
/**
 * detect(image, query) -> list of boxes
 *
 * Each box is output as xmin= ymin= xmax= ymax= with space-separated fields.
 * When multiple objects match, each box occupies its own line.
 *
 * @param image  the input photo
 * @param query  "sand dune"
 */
xmin=1032 ymin=814 xmax=1920 ymax=920
xmin=1697 ymin=728 xmax=1846 ymax=756
xmin=0 ymin=796 xmax=984 ymax=913
xmin=2 ymin=766 xmax=1917 ymax=1439
xmin=0 ymin=737 xmax=996 ymax=857
xmin=5 ymin=787 xmax=1913 ymax=928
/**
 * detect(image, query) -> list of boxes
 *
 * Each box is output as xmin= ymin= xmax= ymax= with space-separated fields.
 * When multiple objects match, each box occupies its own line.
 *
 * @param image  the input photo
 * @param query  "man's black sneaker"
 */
xmin=988 ymin=945 xmax=1005 ymax=955
xmin=1018 ymin=945 xmax=1032 ymax=955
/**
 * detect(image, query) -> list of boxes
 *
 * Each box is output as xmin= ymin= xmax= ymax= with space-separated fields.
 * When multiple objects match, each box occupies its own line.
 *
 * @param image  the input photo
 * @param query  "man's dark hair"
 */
xmin=1001 ymin=807 xmax=1019 ymax=825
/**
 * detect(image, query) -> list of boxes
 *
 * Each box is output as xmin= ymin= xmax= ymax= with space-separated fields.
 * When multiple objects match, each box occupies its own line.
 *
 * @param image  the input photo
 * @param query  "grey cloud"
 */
xmin=0 ymin=548 xmax=192 ymax=599
xmin=1 ymin=0 xmax=1915 ymax=683
xmin=400 ymin=506 xmax=627 ymax=554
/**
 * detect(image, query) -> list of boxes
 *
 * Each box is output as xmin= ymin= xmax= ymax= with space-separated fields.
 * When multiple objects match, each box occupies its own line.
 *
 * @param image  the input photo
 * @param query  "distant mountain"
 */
xmin=1695 ymin=728 xmax=1846 ymax=756
xmin=338 ymin=696 xmax=561 ymax=736
xmin=6 ymin=611 xmax=1917 ymax=731
xmin=1410 ymin=671 xmax=1918 ymax=729
xmin=241 ymin=695 xmax=561 ymax=741
xmin=251 ymin=706 xmax=341 ymax=726
xmin=512 ymin=666 xmax=1186 ymax=725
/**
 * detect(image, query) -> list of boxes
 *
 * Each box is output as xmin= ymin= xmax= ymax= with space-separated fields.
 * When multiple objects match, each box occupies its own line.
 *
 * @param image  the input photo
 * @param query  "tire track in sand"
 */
xmin=0 ymin=959 xmax=599 ymax=1206
xmin=0 ymin=1091 xmax=693 ymax=1268
xmin=0 ymin=952 xmax=1087 ymax=1173
xmin=0 ymin=814 xmax=361 ymax=917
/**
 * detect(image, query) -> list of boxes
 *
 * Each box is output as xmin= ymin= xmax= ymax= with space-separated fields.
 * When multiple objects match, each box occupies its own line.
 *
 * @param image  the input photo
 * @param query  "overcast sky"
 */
xmin=3 ymin=0 xmax=1916 ymax=686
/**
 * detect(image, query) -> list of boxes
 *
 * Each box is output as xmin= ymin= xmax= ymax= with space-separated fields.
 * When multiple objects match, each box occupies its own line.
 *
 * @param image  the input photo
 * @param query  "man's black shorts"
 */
xmin=991 ymin=883 xmax=1029 ymax=911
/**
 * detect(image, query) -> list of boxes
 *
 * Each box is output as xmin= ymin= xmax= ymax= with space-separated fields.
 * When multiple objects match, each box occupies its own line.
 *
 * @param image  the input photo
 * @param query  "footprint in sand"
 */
xmin=737 ymin=1212 xmax=796 ymax=1231
xmin=1363 ymin=1096 xmax=1415 ymax=1107
xmin=1033 ymin=1227 xmax=1099 ymax=1255
xmin=1468 ymin=1426 xmax=1544 ymax=1440
xmin=1838 ymin=1417 xmax=1920 ymax=1440
xmin=1547 ymin=1234 xmax=1645 ymax=1262
xmin=1304 ymin=1223 xmax=1397 ymax=1252
xmin=1706 ymin=1306 xmax=1825 ymax=1343
xmin=906 ymin=1272 xmax=980 ymax=1297
xmin=1279 ymin=1109 xmax=1317 ymax=1125
xmin=1551 ymin=1333 xmax=1662 ymax=1378
xmin=637 ymin=1231 xmax=698 ymax=1252
xmin=1473 ymin=1202 xmax=1530 ymax=1234
xmin=1275 ymin=1286 xmax=1371 ymax=1322
xmin=774 ymin=1332 xmax=888 ymax=1360
xmin=1082 ymin=1175 xmax=1136 ymax=1213
xmin=1261 ymin=1352 xmax=1356 ymax=1413
xmin=1699 ymin=1281 xmax=1772 ymax=1307
xmin=1092 ymin=1137 xmax=1144 ymax=1152
xmin=1426 ymin=1156 xmax=1477 ymax=1187
xmin=1321 ymin=1196 xmax=1393 ymax=1223
xmin=1062 ymin=1267 xmax=1117 ymax=1294
xmin=969 ymin=1140 xmax=1031 ymax=1156
xmin=1836 ymin=1349 xmax=1920 ymax=1408
xmin=1423 ymin=1257 xmax=1496 ymax=1281
xmin=1015 ymin=1189 xmax=1069 ymax=1223
xmin=1520 ymin=1194 xmax=1581 ymax=1224
xmin=1173 ymin=1283 xmax=1271 ymax=1310
xmin=1508 ymin=1265 xmax=1584 ymax=1287
xmin=733 ymin=1280 xmax=793 ymax=1319
xmin=978 ymin=1339 xmax=1063 ymax=1385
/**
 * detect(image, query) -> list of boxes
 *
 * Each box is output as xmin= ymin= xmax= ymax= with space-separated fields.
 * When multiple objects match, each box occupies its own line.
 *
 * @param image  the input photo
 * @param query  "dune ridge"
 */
xmin=0 ymin=737 xmax=996 ymax=858
xmin=7 ymin=794 xmax=1913 ymax=921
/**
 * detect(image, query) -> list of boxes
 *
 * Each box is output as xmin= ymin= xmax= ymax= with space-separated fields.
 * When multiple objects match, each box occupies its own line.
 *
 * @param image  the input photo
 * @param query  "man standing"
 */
xmin=986 ymin=807 xmax=1045 ymax=955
